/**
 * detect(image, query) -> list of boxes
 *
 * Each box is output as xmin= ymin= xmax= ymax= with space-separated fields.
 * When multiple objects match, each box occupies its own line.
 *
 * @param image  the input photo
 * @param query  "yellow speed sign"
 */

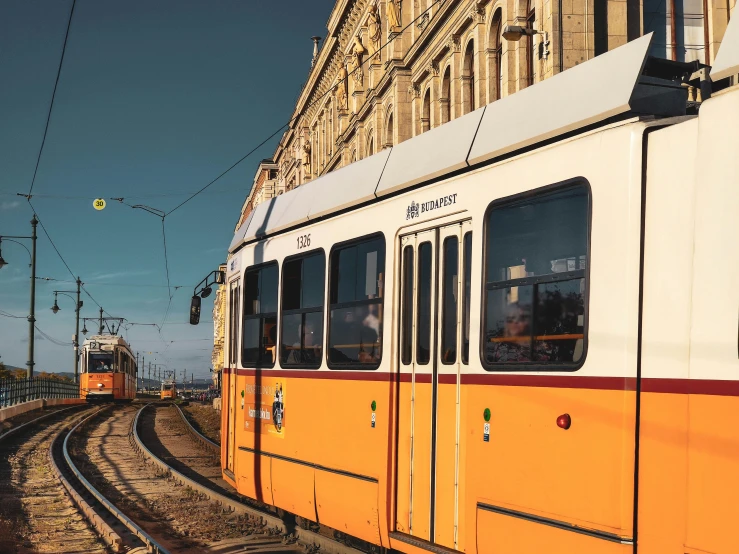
xmin=93 ymin=198 xmax=106 ymax=211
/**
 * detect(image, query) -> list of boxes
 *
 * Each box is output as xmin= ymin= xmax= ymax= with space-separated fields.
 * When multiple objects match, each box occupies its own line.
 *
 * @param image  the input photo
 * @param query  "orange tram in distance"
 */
xmin=79 ymin=335 xmax=137 ymax=402
xmin=212 ymin=29 xmax=739 ymax=554
xmin=160 ymin=378 xmax=176 ymax=399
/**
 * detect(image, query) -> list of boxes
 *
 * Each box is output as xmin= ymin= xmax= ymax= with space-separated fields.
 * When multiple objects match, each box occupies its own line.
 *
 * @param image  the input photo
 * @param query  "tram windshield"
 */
xmin=88 ymin=353 xmax=114 ymax=373
xmin=162 ymin=384 xmax=174 ymax=391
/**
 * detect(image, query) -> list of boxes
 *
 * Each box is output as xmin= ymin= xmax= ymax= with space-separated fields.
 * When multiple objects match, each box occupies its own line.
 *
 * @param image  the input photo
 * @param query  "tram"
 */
xmin=79 ymin=335 xmax=137 ymax=402
xmin=214 ymin=28 xmax=739 ymax=554
xmin=160 ymin=378 xmax=176 ymax=399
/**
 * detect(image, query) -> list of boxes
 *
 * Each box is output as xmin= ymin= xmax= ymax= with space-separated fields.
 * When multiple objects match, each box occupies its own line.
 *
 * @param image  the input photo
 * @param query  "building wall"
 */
xmin=234 ymin=0 xmax=731 ymax=224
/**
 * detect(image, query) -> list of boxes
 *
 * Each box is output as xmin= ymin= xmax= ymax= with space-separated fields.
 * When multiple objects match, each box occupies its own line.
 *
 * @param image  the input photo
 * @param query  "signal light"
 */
xmin=556 ymin=413 xmax=571 ymax=430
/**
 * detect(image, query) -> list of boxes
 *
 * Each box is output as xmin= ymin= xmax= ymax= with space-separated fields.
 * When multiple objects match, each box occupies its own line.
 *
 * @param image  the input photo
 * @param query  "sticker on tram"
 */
xmin=405 ymin=193 xmax=458 ymax=220
xmin=483 ymin=422 xmax=490 ymax=442
xmin=371 ymin=412 xmax=376 ymax=428
xmin=243 ymin=378 xmax=287 ymax=438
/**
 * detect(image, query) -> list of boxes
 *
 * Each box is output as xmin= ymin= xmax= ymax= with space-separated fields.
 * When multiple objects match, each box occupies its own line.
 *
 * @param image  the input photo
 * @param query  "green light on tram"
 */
xmin=483 ymin=408 xmax=491 ymax=422
xmin=371 ymin=400 xmax=377 ymax=411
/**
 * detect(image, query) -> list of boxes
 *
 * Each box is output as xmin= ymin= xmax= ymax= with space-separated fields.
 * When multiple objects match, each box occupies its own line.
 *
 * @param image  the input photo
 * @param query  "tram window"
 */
xmin=416 ymin=242 xmax=432 ymax=365
xmin=401 ymin=245 xmax=414 ymax=365
xmin=328 ymin=235 xmax=385 ymax=368
xmin=441 ymin=237 xmax=459 ymax=364
xmin=280 ymin=251 xmax=325 ymax=368
xmin=483 ymin=185 xmax=588 ymax=368
xmin=462 ymin=232 xmax=472 ymax=364
xmin=89 ymin=353 xmax=113 ymax=373
xmin=229 ymin=282 xmax=240 ymax=366
xmin=242 ymin=262 xmax=279 ymax=367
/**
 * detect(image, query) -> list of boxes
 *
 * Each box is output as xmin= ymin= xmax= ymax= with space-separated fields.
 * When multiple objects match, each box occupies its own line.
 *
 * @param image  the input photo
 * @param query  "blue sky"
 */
xmin=0 ymin=0 xmax=335 ymax=378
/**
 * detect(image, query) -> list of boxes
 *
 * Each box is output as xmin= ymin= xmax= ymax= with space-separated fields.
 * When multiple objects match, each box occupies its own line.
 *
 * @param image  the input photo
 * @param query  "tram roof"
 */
xmin=82 ymin=335 xmax=129 ymax=347
xmin=711 ymin=12 xmax=739 ymax=82
xmin=230 ymin=31 xmax=684 ymax=254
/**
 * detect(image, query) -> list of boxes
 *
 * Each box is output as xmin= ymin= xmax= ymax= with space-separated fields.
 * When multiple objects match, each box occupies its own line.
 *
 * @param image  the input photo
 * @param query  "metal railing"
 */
xmin=0 ymin=377 xmax=79 ymax=408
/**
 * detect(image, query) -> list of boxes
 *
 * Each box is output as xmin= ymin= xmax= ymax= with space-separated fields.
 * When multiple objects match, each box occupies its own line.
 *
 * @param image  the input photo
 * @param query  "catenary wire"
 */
xmin=27 ymin=0 xmax=77 ymax=197
xmin=165 ymin=0 xmax=442 ymax=217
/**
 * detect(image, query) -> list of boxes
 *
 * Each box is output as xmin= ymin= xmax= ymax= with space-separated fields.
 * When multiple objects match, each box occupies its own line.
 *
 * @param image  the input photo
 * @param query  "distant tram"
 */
xmin=160 ymin=378 xmax=176 ymax=399
xmin=79 ymin=335 xmax=137 ymax=402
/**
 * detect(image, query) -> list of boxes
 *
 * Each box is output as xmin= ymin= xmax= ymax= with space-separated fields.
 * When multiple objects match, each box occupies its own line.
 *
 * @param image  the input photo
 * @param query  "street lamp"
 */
xmin=50 ymin=278 xmax=83 ymax=383
xmin=502 ymin=25 xmax=550 ymax=59
xmin=0 ymin=215 xmax=39 ymax=379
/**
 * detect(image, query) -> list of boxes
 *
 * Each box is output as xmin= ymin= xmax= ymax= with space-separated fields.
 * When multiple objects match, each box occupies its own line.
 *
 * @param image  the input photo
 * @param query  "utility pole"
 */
xmin=135 ymin=352 xmax=139 ymax=391
xmin=98 ymin=307 xmax=103 ymax=335
xmin=27 ymin=215 xmax=38 ymax=379
xmin=73 ymin=277 xmax=81 ymax=383
xmin=191 ymin=372 xmax=193 ymax=394
xmin=148 ymin=362 xmax=151 ymax=394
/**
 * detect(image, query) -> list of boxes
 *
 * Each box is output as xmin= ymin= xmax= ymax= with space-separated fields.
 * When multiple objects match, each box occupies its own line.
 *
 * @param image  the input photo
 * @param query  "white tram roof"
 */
xmin=82 ymin=335 xmax=129 ymax=348
xmin=710 ymin=12 xmax=739 ymax=82
xmin=229 ymin=31 xmax=685 ymax=253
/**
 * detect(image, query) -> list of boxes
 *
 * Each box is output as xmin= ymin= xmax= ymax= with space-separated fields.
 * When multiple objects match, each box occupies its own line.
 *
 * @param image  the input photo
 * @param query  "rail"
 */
xmin=0 ymin=376 xmax=79 ymax=408
xmin=62 ymin=407 xmax=170 ymax=554
xmin=172 ymin=402 xmax=220 ymax=453
xmin=133 ymin=404 xmax=364 ymax=554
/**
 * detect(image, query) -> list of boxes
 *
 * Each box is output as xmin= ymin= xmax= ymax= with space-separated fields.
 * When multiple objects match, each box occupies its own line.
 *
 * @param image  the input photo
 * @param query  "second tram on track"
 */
xmin=161 ymin=378 xmax=177 ymax=399
xmin=79 ymin=335 xmax=137 ymax=402
xmin=214 ymin=30 xmax=739 ymax=554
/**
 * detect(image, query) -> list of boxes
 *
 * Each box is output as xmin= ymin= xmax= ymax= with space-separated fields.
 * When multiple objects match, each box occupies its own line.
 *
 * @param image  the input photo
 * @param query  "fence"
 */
xmin=0 ymin=377 xmax=79 ymax=408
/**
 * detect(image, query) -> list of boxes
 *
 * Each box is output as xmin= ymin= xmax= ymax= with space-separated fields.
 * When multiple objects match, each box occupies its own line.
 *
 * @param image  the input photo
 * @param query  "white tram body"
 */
xmin=219 ymin=30 xmax=739 ymax=554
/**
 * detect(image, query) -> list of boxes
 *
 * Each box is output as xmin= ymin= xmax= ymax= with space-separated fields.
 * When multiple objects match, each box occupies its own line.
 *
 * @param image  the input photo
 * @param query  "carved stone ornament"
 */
xmin=387 ymin=0 xmax=402 ymax=32
xmin=335 ymin=65 xmax=349 ymax=111
xmin=468 ymin=5 xmax=485 ymax=24
xmin=427 ymin=60 xmax=440 ymax=76
xmin=408 ymin=83 xmax=421 ymax=98
xmin=365 ymin=3 xmax=382 ymax=58
xmin=447 ymin=34 xmax=461 ymax=53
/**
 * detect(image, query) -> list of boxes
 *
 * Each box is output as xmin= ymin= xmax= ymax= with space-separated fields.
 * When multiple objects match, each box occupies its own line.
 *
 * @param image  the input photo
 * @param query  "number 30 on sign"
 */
xmin=93 ymin=198 xmax=106 ymax=211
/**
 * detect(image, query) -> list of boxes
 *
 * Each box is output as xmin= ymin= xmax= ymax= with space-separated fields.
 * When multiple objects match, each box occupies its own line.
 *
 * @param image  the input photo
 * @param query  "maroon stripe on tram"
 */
xmin=221 ymin=368 xmax=739 ymax=396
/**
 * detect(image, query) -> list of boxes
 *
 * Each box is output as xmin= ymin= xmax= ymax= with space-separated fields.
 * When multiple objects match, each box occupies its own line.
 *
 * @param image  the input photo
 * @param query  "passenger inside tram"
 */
xmin=88 ymin=354 xmax=114 ymax=373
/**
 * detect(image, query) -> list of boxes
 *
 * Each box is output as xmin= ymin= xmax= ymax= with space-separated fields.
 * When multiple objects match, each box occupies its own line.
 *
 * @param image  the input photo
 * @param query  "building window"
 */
xmin=490 ymin=9 xmax=502 ymax=100
xmin=441 ymin=66 xmax=451 ymax=123
xmin=242 ymin=262 xmax=279 ymax=367
xmin=482 ymin=184 xmax=589 ymax=369
xmin=386 ymin=113 xmax=394 ymax=147
xmin=527 ymin=4 xmax=536 ymax=86
xmin=463 ymin=41 xmax=475 ymax=113
xmin=422 ymin=88 xmax=431 ymax=132
xmin=328 ymin=234 xmax=385 ymax=368
xmin=280 ymin=251 xmax=325 ymax=368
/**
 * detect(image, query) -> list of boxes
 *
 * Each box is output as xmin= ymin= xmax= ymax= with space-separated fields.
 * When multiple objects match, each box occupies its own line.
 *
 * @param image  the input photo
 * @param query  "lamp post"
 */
xmin=51 ymin=277 xmax=83 ymax=382
xmin=0 ymin=215 xmax=38 ymax=378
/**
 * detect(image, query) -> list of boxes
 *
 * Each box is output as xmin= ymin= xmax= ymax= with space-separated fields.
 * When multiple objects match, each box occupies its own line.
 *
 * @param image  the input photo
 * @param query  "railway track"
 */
xmin=0 ymin=405 xmax=109 ymax=554
xmin=137 ymin=402 xmax=372 ymax=554
xmin=0 ymin=401 xmax=374 ymax=553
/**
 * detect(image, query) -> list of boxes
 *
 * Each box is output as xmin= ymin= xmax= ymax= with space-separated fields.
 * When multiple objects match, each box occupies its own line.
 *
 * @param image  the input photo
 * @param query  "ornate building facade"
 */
xmin=234 ymin=0 xmax=735 ymax=226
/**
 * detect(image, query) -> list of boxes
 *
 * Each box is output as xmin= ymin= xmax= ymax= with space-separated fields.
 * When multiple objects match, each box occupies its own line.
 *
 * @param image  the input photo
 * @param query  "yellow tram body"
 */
xmin=218 ymin=33 xmax=739 ymax=554
xmin=80 ymin=335 xmax=137 ymax=402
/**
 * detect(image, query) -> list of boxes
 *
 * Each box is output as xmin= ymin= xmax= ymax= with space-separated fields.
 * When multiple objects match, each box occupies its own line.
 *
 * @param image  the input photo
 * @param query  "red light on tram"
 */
xmin=556 ymin=413 xmax=571 ymax=430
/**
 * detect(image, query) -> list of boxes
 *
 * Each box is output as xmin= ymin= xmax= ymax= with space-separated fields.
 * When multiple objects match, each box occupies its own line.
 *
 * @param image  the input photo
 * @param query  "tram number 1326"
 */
xmin=297 ymin=234 xmax=311 ymax=249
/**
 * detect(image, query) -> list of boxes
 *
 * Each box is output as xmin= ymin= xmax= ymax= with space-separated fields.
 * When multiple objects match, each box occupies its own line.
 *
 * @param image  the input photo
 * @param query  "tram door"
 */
xmin=226 ymin=278 xmax=240 ymax=473
xmin=397 ymin=220 xmax=471 ymax=550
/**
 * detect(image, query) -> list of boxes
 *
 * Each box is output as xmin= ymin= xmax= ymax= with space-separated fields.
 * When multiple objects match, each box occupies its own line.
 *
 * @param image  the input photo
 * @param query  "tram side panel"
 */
xmin=461 ymin=123 xmax=645 ymax=553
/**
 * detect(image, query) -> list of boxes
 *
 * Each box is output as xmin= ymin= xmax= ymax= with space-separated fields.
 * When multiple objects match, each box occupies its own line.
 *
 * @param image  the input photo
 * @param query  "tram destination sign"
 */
xmin=406 ymin=193 xmax=458 ymax=220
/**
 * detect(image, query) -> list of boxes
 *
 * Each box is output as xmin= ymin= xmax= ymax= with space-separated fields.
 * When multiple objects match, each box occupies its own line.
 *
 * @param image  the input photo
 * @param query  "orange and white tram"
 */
xmin=161 ymin=378 xmax=177 ymax=399
xmin=79 ymin=335 xmax=137 ymax=402
xmin=215 ymin=31 xmax=739 ymax=554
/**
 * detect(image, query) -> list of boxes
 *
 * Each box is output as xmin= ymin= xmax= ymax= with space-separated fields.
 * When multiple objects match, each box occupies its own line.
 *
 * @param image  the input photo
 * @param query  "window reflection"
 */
xmin=280 ymin=252 xmax=325 ymax=368
xmin=328 ymin=236 xmax=385 ymax=368
xmin=483 ymin=185 xmax=588 ymax=368
xmin=242 ymin=263 xmax=279 ymax=367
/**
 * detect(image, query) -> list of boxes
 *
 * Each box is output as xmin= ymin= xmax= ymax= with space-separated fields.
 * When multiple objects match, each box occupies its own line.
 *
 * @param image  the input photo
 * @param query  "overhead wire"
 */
xmin=27 ymin=0 xmax=77 ymax=197
xmin=165 ymin=0 xmax=441 ymax=217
